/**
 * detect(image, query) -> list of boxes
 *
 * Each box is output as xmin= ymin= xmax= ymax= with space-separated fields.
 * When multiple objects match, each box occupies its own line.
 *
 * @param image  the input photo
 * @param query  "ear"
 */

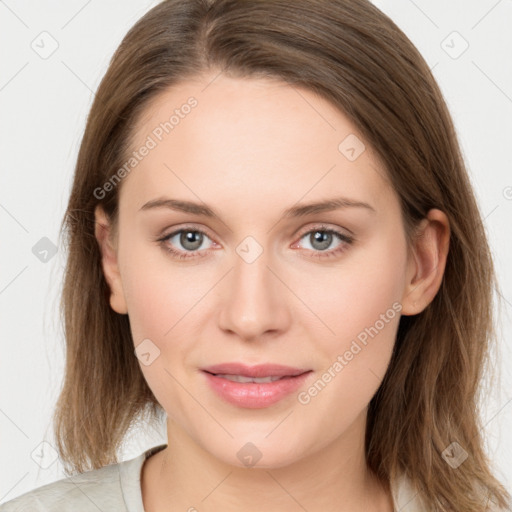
xmin=94 ymin=205 xmax=128 ymax=314
xmin=401 ymin=208 xmax=450 ymax=316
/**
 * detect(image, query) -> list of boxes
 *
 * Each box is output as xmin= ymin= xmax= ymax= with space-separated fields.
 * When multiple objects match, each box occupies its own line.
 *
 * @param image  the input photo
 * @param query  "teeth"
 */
xmin=215 ymin=374 xmax=284 ymax=383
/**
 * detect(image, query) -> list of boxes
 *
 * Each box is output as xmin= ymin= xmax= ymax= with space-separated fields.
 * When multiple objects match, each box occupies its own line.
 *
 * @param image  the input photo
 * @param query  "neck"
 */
xmin=141 ymin=411 xmax=393 ymax=512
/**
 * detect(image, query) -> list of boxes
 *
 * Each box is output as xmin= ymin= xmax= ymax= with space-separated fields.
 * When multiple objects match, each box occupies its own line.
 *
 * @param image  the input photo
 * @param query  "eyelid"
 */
xmin=159 ymin=222 xmax=353 ymax=244
xmin=160 ymin=223 xmax=218 ymax=244
xmin=294 ymin=222 xmax=354 ymax=240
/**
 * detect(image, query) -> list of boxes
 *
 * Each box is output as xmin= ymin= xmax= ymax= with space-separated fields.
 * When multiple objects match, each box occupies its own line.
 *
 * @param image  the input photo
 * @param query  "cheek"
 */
xmin=301 ymin=232 xmax=407 ymax=345
xmin=296 ymin=235 xmax=406 ymax=415
xmin=118 ymin=246 xmax=203 ymax=417
xmin=118 ymin=234 xmax=205 ymax=344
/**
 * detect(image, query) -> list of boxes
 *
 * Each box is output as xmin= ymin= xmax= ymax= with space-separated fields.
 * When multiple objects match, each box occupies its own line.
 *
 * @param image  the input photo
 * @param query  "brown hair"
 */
xmin=54 ymin=0 xmax=510 ymax=510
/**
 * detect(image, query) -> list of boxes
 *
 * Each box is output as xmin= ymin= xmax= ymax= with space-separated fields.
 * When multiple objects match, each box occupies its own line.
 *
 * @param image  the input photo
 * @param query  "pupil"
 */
xmin=312 ymin=231 xmax=331 ymax=251
xmin=181 ymin=231 xmax=202 ymax=250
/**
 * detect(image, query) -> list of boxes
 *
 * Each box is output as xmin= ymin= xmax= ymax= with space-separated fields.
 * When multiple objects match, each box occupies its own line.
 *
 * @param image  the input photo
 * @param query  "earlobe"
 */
xmin=94 ymin=205 xmax=128 ymax=315
xmin=401 ymin=209 xmax=450 ymax=316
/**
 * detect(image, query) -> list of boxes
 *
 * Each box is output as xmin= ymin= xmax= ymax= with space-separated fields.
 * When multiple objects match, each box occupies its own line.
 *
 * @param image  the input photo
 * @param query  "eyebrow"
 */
xmin=139 ymin=196 xmax=376 ymax=219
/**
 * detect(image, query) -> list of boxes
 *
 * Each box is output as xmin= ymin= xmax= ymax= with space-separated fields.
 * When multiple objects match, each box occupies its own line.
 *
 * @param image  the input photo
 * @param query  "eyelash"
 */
xmin=156 ymin=224 xmax=354 ymax=261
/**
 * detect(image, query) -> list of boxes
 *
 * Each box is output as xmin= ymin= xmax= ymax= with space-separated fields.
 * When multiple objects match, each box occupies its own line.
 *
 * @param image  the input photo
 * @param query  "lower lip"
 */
xmin=202 ymin=371 xmax=312 ymax=409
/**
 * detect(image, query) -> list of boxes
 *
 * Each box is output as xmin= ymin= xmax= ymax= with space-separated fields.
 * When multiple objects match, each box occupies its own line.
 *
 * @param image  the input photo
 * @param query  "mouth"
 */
xmin=203 ymin=373 xmax=296 ymax=383
xmin=200 ymin=363 xmax=313 ymax=409
xmin=201 ymin=362 xmax=311 ymax=378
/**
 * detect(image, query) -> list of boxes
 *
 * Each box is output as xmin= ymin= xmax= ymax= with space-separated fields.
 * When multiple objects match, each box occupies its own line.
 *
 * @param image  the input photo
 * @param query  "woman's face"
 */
xmin=98 ymin=71 xmax=417 ymax=468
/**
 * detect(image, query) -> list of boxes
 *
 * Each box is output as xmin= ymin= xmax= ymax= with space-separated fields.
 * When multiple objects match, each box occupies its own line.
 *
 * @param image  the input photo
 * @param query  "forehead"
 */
xmin=121 ymin=72 xmax=395 ymax=217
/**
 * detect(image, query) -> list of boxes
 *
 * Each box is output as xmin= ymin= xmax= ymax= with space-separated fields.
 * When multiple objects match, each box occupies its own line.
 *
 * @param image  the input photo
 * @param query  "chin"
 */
xmin=206 ymin=438 xmax=306 ymax=470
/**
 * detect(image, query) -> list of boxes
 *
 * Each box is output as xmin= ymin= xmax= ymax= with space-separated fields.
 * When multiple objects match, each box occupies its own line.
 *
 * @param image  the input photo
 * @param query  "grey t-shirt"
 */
xmin=0 ymin=444 xmax=426 ymax=511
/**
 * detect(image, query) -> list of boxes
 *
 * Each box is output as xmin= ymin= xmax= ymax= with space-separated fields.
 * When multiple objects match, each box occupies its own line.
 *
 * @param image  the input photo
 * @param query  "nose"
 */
xmin=217 ymin=246 xmax=292 ymax=342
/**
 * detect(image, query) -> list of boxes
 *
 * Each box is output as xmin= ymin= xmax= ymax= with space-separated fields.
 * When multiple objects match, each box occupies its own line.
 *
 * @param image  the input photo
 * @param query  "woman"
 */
xmin=1 ymin=0 xmax=509 ymax=510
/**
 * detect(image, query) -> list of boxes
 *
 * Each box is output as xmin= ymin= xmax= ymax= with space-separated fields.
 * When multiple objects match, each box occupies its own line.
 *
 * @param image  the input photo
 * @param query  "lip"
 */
xmin=201 ymin=363 xmax=313 ymax=409
xmin=201 ymin=363 xmax=310 ymax=378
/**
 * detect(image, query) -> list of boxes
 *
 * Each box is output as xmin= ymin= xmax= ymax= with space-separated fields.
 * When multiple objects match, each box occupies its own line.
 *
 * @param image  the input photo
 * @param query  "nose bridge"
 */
xmin=217 ymin=237 xmax=290 ymax=339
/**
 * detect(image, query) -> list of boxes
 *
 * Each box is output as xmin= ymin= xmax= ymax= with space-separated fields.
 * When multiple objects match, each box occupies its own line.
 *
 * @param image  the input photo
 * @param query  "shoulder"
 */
xmin=391 ymin=474 xmax=507 ymax=511
xmin=0 ymin=452 xmax=147 ymax=512
xmin=391 ymin=473 xmax=428 ymax=511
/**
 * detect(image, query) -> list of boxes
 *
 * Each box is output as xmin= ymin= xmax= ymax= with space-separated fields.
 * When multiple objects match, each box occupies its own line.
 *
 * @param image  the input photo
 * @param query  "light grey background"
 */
xmin=1 ymin=0 xmax=511 ymax=504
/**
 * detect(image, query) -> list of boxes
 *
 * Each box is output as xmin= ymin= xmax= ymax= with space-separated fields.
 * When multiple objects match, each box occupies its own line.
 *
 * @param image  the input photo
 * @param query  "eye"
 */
xmin=293 ymin=225 xmax=354 ymax=259
xmin=157 ymin=224 xmax=354 ymax=261
xmin=157 ymin=227 xmax=215 ymax=260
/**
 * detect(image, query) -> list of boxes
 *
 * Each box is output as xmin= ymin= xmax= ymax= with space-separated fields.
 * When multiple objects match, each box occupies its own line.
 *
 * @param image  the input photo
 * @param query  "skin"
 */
xmin=95 ymin=71 xmax=450 ymax=512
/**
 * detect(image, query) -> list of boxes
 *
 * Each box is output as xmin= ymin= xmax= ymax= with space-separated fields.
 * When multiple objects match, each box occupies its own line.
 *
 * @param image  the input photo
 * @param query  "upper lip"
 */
xmin=202 ymin=363 xmax=311 ymax=378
